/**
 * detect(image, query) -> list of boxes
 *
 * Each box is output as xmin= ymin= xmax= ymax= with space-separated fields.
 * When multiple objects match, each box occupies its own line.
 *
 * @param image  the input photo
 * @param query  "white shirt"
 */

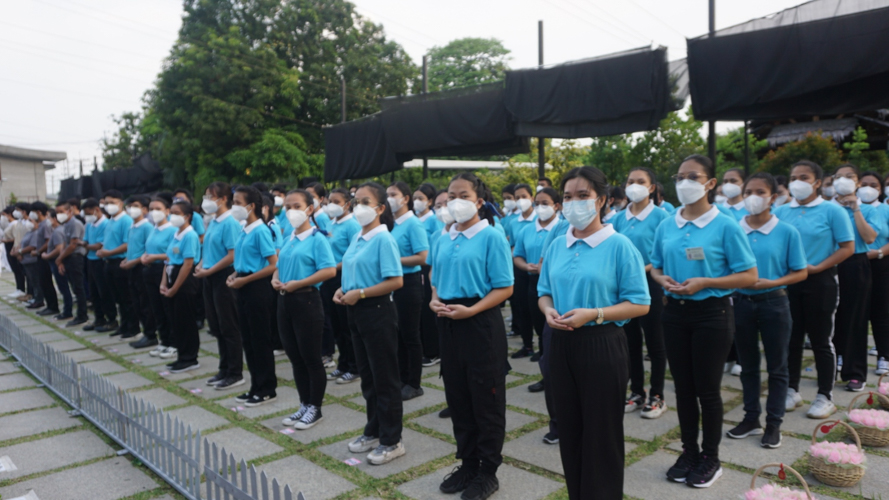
xmin=565 ymin=224 xmax=616 ymax=248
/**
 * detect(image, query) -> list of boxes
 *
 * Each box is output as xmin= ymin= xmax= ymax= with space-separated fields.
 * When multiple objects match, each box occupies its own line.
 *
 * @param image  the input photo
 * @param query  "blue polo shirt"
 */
xmin=774 ymin=198 xmax=854 ymax=266
xmin=509 ymin=212 xmax=537 ymax=248
xmin=650 ymin=206 xmax=757 ymax=300
xmin=660 ymin=201 xmax=676 ymax=214
xmin=513 ymin=218 xmax=559 ymax=270
xmin=191 ymin=214 xmax=205 ymax=237
xmin=311 ymin=211 xmax=331 ymax=233
xmin=538 ymin=226 xmax=649 ymax=327
xmin=279 ymin=216 xmax=293 ymax=239
xmin=427 ymin=219 xmax=514 ymax=301
xmin=277 ymin=228 xmax=336 ymax=287
xmin=501 ymin=211 xmax=519 ymax=242
xmin=723 ymin=201 xmax=749 ymax=221
xmin=85 ymin=217 xmax=108 ymax=261
xmin=541 ymin=216 xmax=571 ymax=260
xmin=102 ymin=213 xmax=133 ymax=259
xmin=419 ymin=211 xmax=444 ymax=242
xmin=612 ymin=202 xmax=670 ymax=266
xmin=390 ymin=212 xmax=429 ymax=274
xmin=341 ymin=225 xmax=403 ymax=291
xmin=125 ymin=219 xmax=152 ymax=261
xmin=869 ymin=202 xmax=889 ymax=250
xmin=145 ymin=222 xmax=176 ymax=256
xmin=738 ymin=216 xmax=807 ymax=295
xmin=234 ymin=220 xmax=276 ymax=274
xmin=268 ymin=219 xmax=284 ymax=250
xmin=329 ymin=214 xmax=362 ymax=263
xmin=201 ymin=212 xmax=241 ymax=269
xmin=166 ymin=226 xmax=200 ymax=265
xmin=836 ymin=201 xmax=880 ymax=254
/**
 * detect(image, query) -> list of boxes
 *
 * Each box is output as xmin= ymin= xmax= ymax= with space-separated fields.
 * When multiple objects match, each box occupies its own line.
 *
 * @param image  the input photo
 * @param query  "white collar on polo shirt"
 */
xmin=360 ymin=224 xmax=388 ymax=241
xmin=112 ymin=211 xmax=126 ymax=221
xmin=243 ymin=219 xmax=264 ymax=234
xmin=675 ymin=206 xmax=719 ymax=229
xmin=418 ymin=211 xmax=432 ymax=222
xmin=789 ymin=196 xmax=824 ymax=208
xmin=395 ymin=211 xmax=414 ymax=225
xmin=517 ymin=211 xmax=537 ymax=223
xmin=535 ymin=217 xmax=556 ymax=232
xmin=334 ymin=213 xmax=353 ymax=224
xmin=174 ymin=225 xmax=194 ymax=240
xmin=740 ymin=215 xmax=779 ymax=235
xmin=133 ymin=218 xmax=149 ymax=227
xmin=565 ymin=224 xmax=615 ymax=248
xmin=626 ymin=201 xmax=655 ymax=221
xmin=449 ymin=219 xmax=489 ymax=240
xmin=295 ymin=227 xmax=314 ymax=241
xmin=727 ymin=200 xmax=746 ymax=210
xmin=215 ymin=210 xmax=233 ymax=222
xmin=155 ymin=222 xmax=172 ymax=231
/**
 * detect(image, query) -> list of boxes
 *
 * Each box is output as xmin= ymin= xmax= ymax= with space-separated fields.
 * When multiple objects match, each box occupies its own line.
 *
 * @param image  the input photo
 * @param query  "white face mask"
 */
xmin=774 ymin=194 xmax=789 ymax=206
xmin=822 ymin=186 xmax=836 ymax=198
xmin=99 ymin=203 xmax=106 ymax=210
xmin=387 ymin=196 xmax=403 ymax=213
xmin=324 ymin=203 xmax=344 ymax=219
xmin=274 ymin=196 xmax=284 ymax=208
xmin=447 ymin=198 xmax=480 ymax=224
xmin=625 ymin=183 xmax=650 ymax=204
xmin=149 ymin=210 xmax=166 ymax=224
xmin=857 ymin=186 xmax=880 ymax=204
xmin=722 ymin=183 xmax=742 ymax=199
xmin=833 ymin=177 xmax=856 ymax=196
xmin=169 ymin=214 xmax=186 ymax=228
xmin=28 ymin=211 xmax=38 ymax=221
xmin=201 ymin=198 xmax=219 ymax=214
xmin=85 ymin=214 xmax=97 ymax=224
xmin=413 ymin=200 xmax=428 ymax=213
xmin=23 ymin=220 xmax=34 ymax=231
xmin=436 ymin=207 xmax=455 ymax=225
xmin=516 ymin=198 xmax=533 ymax=213
xmin=352 ymin=204 xmax=378 ymax=227
xmin=884 ymin=186 xmax=889 ymax=198
xmin=789 ymin=180 xmax=814 ymax=201
xmin=536 ymin=185 xmax=544 ymax=193
xmin=676 ymin=179 xmax=707 ymax=206
xmin=286 ymin=209 xmax=309 ymax=229
xmin=12 ymin=210 xmax=21 ymax=220
xmin=715 ymin=195 xmax=728 ymax=205
xmin=535 ymin=204 xmax=555 ymax=222
xmin=127 ymin=207 xmax=143 ymax=219
xmin=313 ymin=198 xmax=320 ymax=210
xmin=743 ymin=195 xmax=770 ymax=215
xmin=503 ymin=199 xmax=517 ymax=212
xmin=562 ymin=199 xmax=599 ymax=229
xmin=105 ymin=203 xmax=120 ymax=216
xmin=56 ymin=213 xmax=69 ymax=224
xmin=230 ymin=205 xmax=249 ymax=222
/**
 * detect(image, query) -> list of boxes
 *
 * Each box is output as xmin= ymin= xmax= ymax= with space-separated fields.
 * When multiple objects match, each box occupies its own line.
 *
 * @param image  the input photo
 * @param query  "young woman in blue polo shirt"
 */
xmin=387 ymin=181 xmax=430 ymax=401
xmin=160 ymin=200 xmax=202 ymax=373
xmin=228 ymin=186 xmax=279 ymax=407
xmin=725 ymin=173 xmax=807 ymax=449
xmin=774 ymin=160 xmax=854 ymax=418
xmin=428 ymin=173 xmax=513 ymax=499
xmin=720 ymin=168 xmax=748 ymax=221
xmin=273 ymin=189 xmax=337 ymax=430
xmin=538 ymin=166 xmax=650 ymax=500
xmin=511 ymin=183 xmax=538 ymax=359
xmin=613 ymin=167 xmax=670 ymax=419
xmin=413 ymin=183 xmax=443 ymax=367
xmin=140 ymin=197 xmax=177 ymax=359
xmin=334 ymin=182 xmax=405 ymax=466
xmin=121 ymin=195 xmax=155 ymax=348
xmin=860 ymin=171 xmax=889 ymax=376
xmin=650 ymin=154 xmax=758 ymax=488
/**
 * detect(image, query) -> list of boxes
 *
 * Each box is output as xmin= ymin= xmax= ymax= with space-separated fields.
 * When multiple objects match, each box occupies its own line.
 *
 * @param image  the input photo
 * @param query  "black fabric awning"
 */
xmin=687 ymin=0 xmax=889 ymax=121
xmin=323 ymin=114 xmax=402 ymax=182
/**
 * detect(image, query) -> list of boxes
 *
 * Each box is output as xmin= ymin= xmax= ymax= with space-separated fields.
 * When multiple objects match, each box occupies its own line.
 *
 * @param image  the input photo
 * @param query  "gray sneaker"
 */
xmin=785 ymin=388 xmax=803 ymax=412
xmin=806 ymin=394 xmax=837 ymax=419
xmin=348 ymin=435 xmax=379 ymax=453
xmin=367 ymin=441 xmax=405 ymax=465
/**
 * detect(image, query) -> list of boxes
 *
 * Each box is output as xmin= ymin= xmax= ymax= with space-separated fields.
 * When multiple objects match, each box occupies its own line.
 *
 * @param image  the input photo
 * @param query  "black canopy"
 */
xmin=59 ymin=154 xmax=164 ymax=200
xmin=323 ymin=114 xmax=402 ymax=182
xmin=687 ymin=0 xmax=889 ymax=121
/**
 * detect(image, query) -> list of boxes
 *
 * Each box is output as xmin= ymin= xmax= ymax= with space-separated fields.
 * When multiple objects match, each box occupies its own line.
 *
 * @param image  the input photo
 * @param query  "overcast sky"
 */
xmin=0 ymin=0 xmax=806 ymax=193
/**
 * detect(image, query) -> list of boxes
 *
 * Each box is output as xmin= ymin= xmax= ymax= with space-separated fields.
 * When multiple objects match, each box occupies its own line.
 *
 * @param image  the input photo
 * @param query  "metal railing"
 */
xmin=0 ymin=313 xmax=306 ymax=500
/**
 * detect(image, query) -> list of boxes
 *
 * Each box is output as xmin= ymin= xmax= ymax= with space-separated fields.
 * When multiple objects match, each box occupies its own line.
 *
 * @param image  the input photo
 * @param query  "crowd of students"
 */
xmin=2 ymin=156 xmax=889 ymax=500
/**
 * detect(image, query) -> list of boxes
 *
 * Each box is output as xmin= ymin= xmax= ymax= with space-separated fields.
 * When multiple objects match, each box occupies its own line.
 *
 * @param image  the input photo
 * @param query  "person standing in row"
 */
xmin=28 ymin=203 xmax=59 ymax=315
xmin=274 ymin=189 xmax=336 ymax=430
xmin=413 ymin=183 xmax=443 ymax=367
xmin=160 ymin=200 xmax=201 ymax=373
xmin=720 ymin=168 xmax=749 ymax=221
xmin=54 ymin=201 xmax=88 ymax=327
xmin=334 ymin=182 xmax=405 ymax=465
xmin=141 ymin=198 xmax=178 ymax=358
xmin=42 ymin=210 xmax=71 ymax=321
xmin=122 ymin=196 xmax=157 ymax=346
xmin=430 ymin=173 xmax=513 ymax=500
xmin=651 ymin=154 xmax=758 ymax=488
xmin=859 ymin=171 xmax=889 ymax=376
xmin=82 ymin=199 xmax=115 ymax=332
xmin=97 ymin=190 xmax=138 ymax=337
xmin=510 ymin=183 xmax=538 ymax=359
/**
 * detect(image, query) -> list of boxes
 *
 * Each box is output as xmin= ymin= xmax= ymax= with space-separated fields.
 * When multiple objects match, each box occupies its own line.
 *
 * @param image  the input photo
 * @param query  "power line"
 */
xmin=0 ymin=77 xmax=137 ymax=105
xmin=31 ymin=0 xmax=176 ymax=43
xmin=559 ymin=0 xmax=654 ymax=45
xmin=0 ymin=21 xmax=164 ymax=61
xmin=0 ymin=41 xmax=155 ymax=83
xmin=624 ymin=0 xmax=691 ymax=39
xmin=538 ymin=0 xmax=648 ymax=48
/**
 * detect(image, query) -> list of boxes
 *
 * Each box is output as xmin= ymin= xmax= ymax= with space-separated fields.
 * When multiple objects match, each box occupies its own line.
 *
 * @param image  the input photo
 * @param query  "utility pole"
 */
xmin=743 ymin=120 xmax=750 ymax=175
xmin=538 ymin=20 xmax=545 ymax=180
xmin=79 ymin=160 xmax=84 ymax=178
xmin=707 ymin=0 xmax=717 ymax=167
xmin=422 ymin=55 xmax=429 ymax=180
xmin=340 ymin=75 xmax=347 ymax=188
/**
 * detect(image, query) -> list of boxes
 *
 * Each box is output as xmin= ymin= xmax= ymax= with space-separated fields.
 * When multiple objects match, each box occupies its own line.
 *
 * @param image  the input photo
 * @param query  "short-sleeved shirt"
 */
xmin=509 ymin=212 xmax=537 ymax=248
xmin=660 ymin=201 xmax=676 ymax=214
xmin=329 ymin=214 xmax=361 ymax=263
xmin=738 ymin=216 xmax=807 ymax=295
xmin=311 ymin=211 xmax=332 ymax=233
xmin=202 ymin=212 xmax=241 ymax=269
xmin=102 ymin=213 xmax=133 ymax=259
xmin=32 ymin=219 xmax=53 ymax=255
xmin=611 ymin=202 xmax=670 ymax=266
xmin=277 ymin=228 xmax=336 ymax=287
xmin=20 ymin=230 xmax=38 ymax=265
xmin=774 ymin=197 xmax=854 ymax=266
xmin=834 ymin=200 xmax=880 ymax=254
xmin=390 ymin=212 xmax=430 ymax=274
xmin=145 ymin=223 xmax=176 ymax=256
xmin=125 ymin=219 xmax=152 ymax=261
xmin=427 ymin=219 xmax=514 ymax=300
xmin=341 ymin=225 xmax=403 ymax=291
xmin=234 ymin=219 xmax=276 ymax=274
xmin=723 ymin=201 xmax=749 ymax=221
xmin=268 ymin=219 xmax=284 ymax=250
xmin=84 ymin=217 xmax=108 ymax=261
xmin=165 ymin=226 xmax=200 ymax=266
xmin=650 ymin=206 xmax=757 ymax=301
xmin=538 ymin=225 xmax=650 ymax=326
xmin=513 ymin=218 xmax=559 ymax=271
xmin=540 ymin=216 xmax=572 ymax=260
xmin=50 ymin=226 xmax=65 ymax=251
xmin=868 ymin=201 xmax=889 ymax=250
xmin=62 ymin=218 xmax=87 ymax=256
xmin=418 ymin=211 xmax=444 ymax=243
xmin=501 ymin=210 xmax=519 ymax=242
xmin=191 ymin=214 xmax=205 ymax=236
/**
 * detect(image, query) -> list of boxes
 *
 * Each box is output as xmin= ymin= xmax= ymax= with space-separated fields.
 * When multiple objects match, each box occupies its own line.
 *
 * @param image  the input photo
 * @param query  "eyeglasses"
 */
xmin=671 ymin=173 xmax=708 ymax=183
xmin=834 ymin=173 xmax=857 ymax=180
xmin=349 ymin=198 xmax=380 ymax=209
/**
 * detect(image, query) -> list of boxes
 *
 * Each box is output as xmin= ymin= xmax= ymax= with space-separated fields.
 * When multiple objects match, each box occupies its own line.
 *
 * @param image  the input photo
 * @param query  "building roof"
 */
xmin=0 ymin=144 xmax=67 ymax=164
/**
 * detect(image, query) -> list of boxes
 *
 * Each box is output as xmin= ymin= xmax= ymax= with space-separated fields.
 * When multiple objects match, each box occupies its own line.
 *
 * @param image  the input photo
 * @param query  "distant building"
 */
xmin=0 ymin=144 xmax=66 ymax=205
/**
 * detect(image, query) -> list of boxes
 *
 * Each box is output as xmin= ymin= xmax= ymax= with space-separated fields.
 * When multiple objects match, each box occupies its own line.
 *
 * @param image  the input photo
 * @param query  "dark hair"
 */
xmin=501 ymin=183 xmax=516 ymax=196
xmin=103 ymin=189 xmax=124 ymax=201
xmin=126 ymin=195 xmax=150 ymax=207
xmin=234 ymin=186 xmax=263 ymax=219
xmin=48 ymin=208 xmax=56 ymax=219
xmin=14 ymin=202 xmax=31 ymax=212
xmin=628 ymin=167 xmax=657 ymax=201
xmin=775 ymin=175 xmax=788 ymax=188
xmin=3 ymin=206 xmax=13 ymax=214
xmin=860 ymin=170 xmax=885 ymax=202
xmin=251 ymin=182 xmax=269 ymax=194
xmin=30 ymin=201 xmax=48 ymax=215
xmin=81 ymin=198 xmax=99 ymax=210
xmin=261 ymin=194 xmax=275 ymax=223
xmin=791 ymin=160 xmax=824 ymax=180
xmin=681 ymin=154 xmax=717 ymax=203
xmin=609 ymin=185 xmax=626 ymax=201
xmin=271 ymin=184 xmax=288 ymax=194
xmin=286 ymin=189 xmax=319 ymax=228
xmin=155 ymin=191 xmax=175 ymax=206
xmin=173 ymin=188 xmax=194 ymax=203
xmin=743 ymin=172 xmax=778 ymax=195
xmin=416 ymin=183 xmax=437 ymax=202
xmin=329 ymin=188 xmax=351 ymax=209
xmin=206 ymin=182 xmax=233 ymax=208
xmin=536 ymin=187 xmax=562 ymax=205
xmin=55 ymin=200 xmax=68 ymax=209
xmin=390 ymin=181 xmax=411 ymax=200
xmin=357 ymin=182 xmax=395 ymax=230
xmin=560 ymin=167 xmax=609 ymax=223
xmin=834 ymin=163 xmax=861 ymax=179
xmin=514 ymin=183 xmax=534 ymax=198
xmin=150 ymin=196 xmax=171 ymax=209
xmin=655 ymin=182 xmax=666 ymax=204
xmin=539 ymin=177 xmax=553 ymax=186
xmin=172 ymin=200 xmax=194 ymax=224
xmin=308 ymin=182 xmax=327 ymax=200
xmin=723 ymin=167 xmax=746 ymax=182
xmin=66 ymin=198 xmax=81 ymax=210
xmin=449 ymin=173 xmax=497 ymax=226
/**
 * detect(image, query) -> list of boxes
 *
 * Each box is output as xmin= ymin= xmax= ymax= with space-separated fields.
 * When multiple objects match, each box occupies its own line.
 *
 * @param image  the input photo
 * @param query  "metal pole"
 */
xmin=743 ymin=121 xmax=750 ymax=175
xmin=707 ymin=0 xmax=717 ymax=166
xmin=340 ymin=75 xmax=347 ymax=188
xmin=538 ymin=20 xmax=545 ymax=180
xmin=422 ymin=55 xmax=429 ymax=180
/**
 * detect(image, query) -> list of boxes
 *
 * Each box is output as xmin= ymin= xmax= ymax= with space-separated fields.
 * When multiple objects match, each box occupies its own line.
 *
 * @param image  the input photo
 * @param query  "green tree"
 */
xmin=842 ymin=126 xmax=889 ymax=174
xmin=426 ymin=38 xmax=510 ymax=91
xmin=759 ymin=133 xmax=844 ymax=176
xmin=715 ymin=127 xmax=768 ymax=178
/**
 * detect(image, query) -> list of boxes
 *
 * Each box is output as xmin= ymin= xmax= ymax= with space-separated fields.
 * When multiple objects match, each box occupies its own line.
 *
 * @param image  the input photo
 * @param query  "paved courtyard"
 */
xmin=1 ymin=276 xmax=886 ymax=500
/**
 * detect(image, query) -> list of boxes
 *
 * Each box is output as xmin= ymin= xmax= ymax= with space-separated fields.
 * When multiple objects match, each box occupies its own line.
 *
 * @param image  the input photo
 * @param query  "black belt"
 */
xmin=236 ymin=271 xmax=252 ymax=278
xmin=279 ymin=286 xmax=315 ymax=295
xmin=739 ymin=289 xmax=787 ymax=302
xmin=664 ymin=295 xmax=732 ymax=307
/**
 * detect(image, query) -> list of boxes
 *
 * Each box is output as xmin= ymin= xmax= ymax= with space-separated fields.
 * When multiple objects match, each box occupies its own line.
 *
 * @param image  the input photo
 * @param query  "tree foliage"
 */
xmin=758 ymin=133 xmax=844 ymax=176
xmin=715 ymin=127 xmax=769 ymax=178
xmin=842 ymin=126 xmax=889 ymax=174
xmin=425 ymin=38 xmax=510 ymax=92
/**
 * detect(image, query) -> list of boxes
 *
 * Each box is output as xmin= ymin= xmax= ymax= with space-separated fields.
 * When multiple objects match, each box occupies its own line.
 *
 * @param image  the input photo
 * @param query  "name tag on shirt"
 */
xmin=685 ymin=247 xmax=705 ymax=261
xmin=173 ymin=247 xmax=180 ymax=254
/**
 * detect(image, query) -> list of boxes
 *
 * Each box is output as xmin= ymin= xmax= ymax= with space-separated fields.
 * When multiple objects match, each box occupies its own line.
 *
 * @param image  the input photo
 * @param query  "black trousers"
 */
xmin=419 ymin=265 xmax=439 ymax=359
xmin=278 ymin=289 xmax=326 ymax=407
xmin=82 ymin=254 xmax=90 ymax=301
xmin=395 ymin=272 xmax=423 ymax=389
xmin=438 ymin=298 xmax=507 ymax=475
xmin=788 ymin=268 xmax=838 ymax=397
xmin=513 ymin=268 xmax=533 ymax=350
xmin=105 ymin=258 xmax=137 ymax=332
xmin=162 ymin=265 xmax=199 ymax=363
xmin=87 ymin=259 xmax=113 ymax=324
xmin=348 ymin=294 xmax=403 ymax=446
xmin=526 ymin=274 xmax=545 ymax=352
xmin=128 ymin=264 xmax=155 ymax=336
xmin=50 ymin=262 xmax=71 ymax=316
xmin=203 ymin=268 xmax=242 ymax=379
xmin=142 ymin=263 xmax=170 ymax=345
xmin=323 ymin=271 xmax=357 ymax=374
xmin=551 ymin=324 xmax=627 ymax=500
xmin=663 ymin=296 xmax=734 ymax=458
xmin=63 ymin=255 xmax=87 ymax=320
xmin=834 ymin=253 xmax=872 ymax=382
xmin=625 ymin=273 xmax=666 ymax=399
xmin=236 ymin=276 xmax=277 ymax=397
xmin=6 ymin=241 xmax=25 ymax=292
xmin=870 ymin=257 xmax=889 ymax=358
xmin=37 ymin=259 xmax=58 ymax=311
xmin=539 ymin=323 xmax=557 ymax=436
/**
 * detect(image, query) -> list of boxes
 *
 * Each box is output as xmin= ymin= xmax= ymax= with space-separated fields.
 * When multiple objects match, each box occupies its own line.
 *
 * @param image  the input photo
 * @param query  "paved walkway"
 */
xmin=1 ymin=276 xmax=886 ymax=500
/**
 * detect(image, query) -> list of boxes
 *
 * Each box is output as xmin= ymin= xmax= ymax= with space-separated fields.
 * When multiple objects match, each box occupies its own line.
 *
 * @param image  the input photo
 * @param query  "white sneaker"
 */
xmin=273 ymin=349 xmax=285 ymax=356
xmin=869 ymin=347 xmax=879 ymax=357
xmin=785 ymin=388 xmax=803 ymax=411
xmin=730 ymin=363 xmax=742 ymax=377
xmin=348 ymin=435 xmax=379 ymax=453
xmin=807 ymin=394 xmax=837 ymax=419
xmin=724 ymin=362 xmax=733 ymax=373
xmin=837 ymin=355 xmax=843 ymax=372
xmin=282 ymin=404 xmax=308 ymax=426
xmin=7 ymin=290 xmax=24 ymax=298
xmin=876 ymin=357 xmax=889 ymax=376
xmin=294 ymin=405 xmax=322 ymax=430
xmin=159 ymin=346 xmax=178 ymax=359
xmin=149 ymin=345 xmax=167 ymax=357
xmin=367 ymin=441 xmax=405 ymax=465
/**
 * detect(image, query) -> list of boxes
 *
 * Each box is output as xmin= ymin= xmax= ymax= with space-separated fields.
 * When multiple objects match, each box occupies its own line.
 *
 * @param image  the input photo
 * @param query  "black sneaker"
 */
xmin=55 ymin=313 xmax=73 ymax=321
xmin=528 ymin=381 xmax=544 ymax=393
xmin=244 ymin=393 xmax=276 ymax=407
xmin=37 ymin=308 xmax=59 ymax=316
xmin=129 ymin=337 xmax=158 ymax=349
xmin=294 ymin=405 xmax=323 ymax=430
xmin=846 ymin=379 xmax=865 ymax=392
xmin=542 ymin=432 xmax=559 ymax=445
xmin=460 ymin=472 xmax=498 ymax=500
xmin=510 ymin=346 xmax=533 ymax=359
xmin=402 ymin=385 xmax=424 ymax=401
xmin=422 ymin=356 xmax=441 ymax=367
xmin=686 ymin=455 xmax=722 ymax=488
xmin=26 ymin=301 xmax=45 ymax=310
xmin=215 ymin=377 xmax=245 ymax=390
xmin=625 ymin=392 xmax=645 ymax=413
xmin=169 ymin=360 xmax=200 ymax=373
xmin=439 ymin=407 xmax=451 ymax=418
xmin=666 ymin=450 xmax=699 ymax=483
xmin=120 ymin=330 xmax=141 ymax=340
xmin=529 ymin=351 xmax=541 ymax=362
xmin=440 ymin=466 xmax=478 ymax=494
xmin=82 ymin=321 xmax=101 ymax=331
xmin=66 ymin=317 xmax=87 ymax=327
xmin=96 ymin=321 xmax=119 ymax=333
xmin=726 ymin=419 xmax=763 ymax=439
xmin=234 ymin=392 xmax=252 ymax=403
xmin=206 ymin=373 xmax=226 ymax=386
xmin=761 ymin=424 xmax=782 ymax=449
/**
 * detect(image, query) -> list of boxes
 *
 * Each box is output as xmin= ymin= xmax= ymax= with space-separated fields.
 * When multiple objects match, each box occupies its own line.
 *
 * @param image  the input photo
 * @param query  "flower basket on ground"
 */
xmin=845 ymin=392 xmax=889 ymax=447
xmin=807 ymin=420 xmax=866 ymax=487
xmin=746 ymin=463 xmax=814 ymax=500
xmin=878 ymin=373 xmax=889 ymax=411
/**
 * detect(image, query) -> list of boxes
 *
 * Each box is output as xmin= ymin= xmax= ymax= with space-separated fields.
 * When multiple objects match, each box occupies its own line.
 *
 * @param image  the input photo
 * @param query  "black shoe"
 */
xmin=215 ymin=377 xmax=246 ymax=390
xmin=510 ymin=346 xmax=533 ymax=359
xmin=244 ymin=393 xmax=276 ymax=407
xmin=726 ymin=419 xmax=763 ymax=439
xmin=666 ymin=450 xmax=699 ymax=483
xmin=120 ymin=330 xmax=141 ymax=339
xmin=55 ymin=313 xmax=74 ymax=321
xmin=528 ymin=381 xmax=544 ymax=393
xmin=207 ymin=372 xmax=226 ymax=386
xmin=234 ymin=392 xmax=252 ymax=403
xmin=686 ymin=455 xmax=722 ymax=488
xmin=529 ymin=351 xmax=542 ymax=362
xmin=26 ymin=301 xmax=45 ymax=310
xmin=96 ymin=321 xmax=119 ymax=333
xmin=845 ymin=379 xmax=866 ymax=392
xmin=439 ymin=407 xmax=451 ymax=418
xmin=401 ymin=385 xmax=424 ymax=401
xmin=761 ymin=424 xmax=782 ymax=449
xmin=129 ymin=337 xmax=158 ymax=349
xmin=440 ymin=466 xmax=478 ymax=494
xmin=460 ymin=472 xmax=498 ymax=500
xmin=542 ymin=432 xmax=559 ymax=445
xmin=169 ymin=360 xmax=200 ymax=373
xmin=82 ymin=321 xmax=101 ymax=331
xmin=37 ymin=308 xmax=59 ymax=316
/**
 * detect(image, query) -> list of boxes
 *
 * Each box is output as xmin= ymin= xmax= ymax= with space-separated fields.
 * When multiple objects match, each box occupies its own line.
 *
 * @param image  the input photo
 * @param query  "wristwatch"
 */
xmin=359 ymin=288 xmax=366 ymax=299
xmin=595 ymin=307 xmax=605 ymax=325
xmin=879 ymin=250 xmax=885 ymax=260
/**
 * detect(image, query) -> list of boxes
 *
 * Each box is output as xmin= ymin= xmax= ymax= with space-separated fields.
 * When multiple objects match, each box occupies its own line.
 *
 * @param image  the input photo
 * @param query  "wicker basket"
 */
xmin=846 ymin=392 xmax=889 ymax=447
xmin=879 ymin=373 xmax=889 ymax=411
xmin=749 ymin=463 xmax=814 ymax=499
xmin=808 ymin=420 xmax=866 ymax=487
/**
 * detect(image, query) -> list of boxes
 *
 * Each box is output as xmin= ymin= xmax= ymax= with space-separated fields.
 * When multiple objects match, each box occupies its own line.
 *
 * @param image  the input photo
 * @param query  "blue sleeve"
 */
xmin=257 ymin=228 xmax=276 ymax=259
xmin=121 ymin=217 xmax=133 ymax=243
xmin=192 ymin=216 xmax=205 ymax=236
xmin=408 ymin=220 xmax=430 ymax=253
xmin=831 ymin=205 xmax=854 ymax=243
xmin=723 ymin=221 xmax=757 ymax=273
xmin=315 ymin=212 xmax=332 ymax=233
xmin=864 ymin=206 xmax=881 ymax=245
xmin=649 ymin=221 xmax=665 ymax=269
xmin=537 ymin=244 xmax=555 ymax=298
xmin=273 ymin=224 xmax=284 ymax=250
xmin=182 ymin=233 xmax=200 ymax=260
xmin=786 ymin=226 xmax=807 ymax=271
xmin=513 ymin=225 xmax=527 ymax=260
xmin=380 ymin=236 xmax=404 ymax=279
xmin=425 ymin=234 xmax=437 ymax=266
xmin=616 ymin=240 xmax=651 ymax=305
xmin=223 ymin=220 xmax=239 ymax=251
xmin=314 ymin=236 xmax=336 ymax=270
xmin=487 ymin=231 xmax=515 ymax=289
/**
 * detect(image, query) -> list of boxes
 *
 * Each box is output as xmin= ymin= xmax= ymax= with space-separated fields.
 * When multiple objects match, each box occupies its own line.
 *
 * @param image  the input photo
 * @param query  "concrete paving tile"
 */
xmin=204 ymin=427 xmax=283 ymax=462
xmin=412 ymin=409 xmax=536 ymax=438
xmin=254 ymin=454 xmax=357 ymax=500
xmin=508 ymin=356 xmax=541 ymax=376
xmin=87 ymin=335 xmax=129 ymax=347
xmin=124 ymin=353 xmax=170 ymax=366
xmin=348 ymin=386 xmax=448 ymax=416
xmin=0 ymin=457 xmax=157 ymax=500
xmin=29 ymin=331 xmax=68 ymax=342
xmin=0 ymin=430 xmax=114 ymax=480
xmin=421 ymin=362 xmax=441 ymax=376
xmin=805 ymin=452 xmax=889 ymax=499
xmin=129 ymin=387 xmax=186 ymax=409
xmin=66 ymin=349 xmax=106 ymax=363
xmin=275 ymin=362 xmax=294 ymax=381
xmin=0 ymin=389 xmax=55 ymax=414
xmin=318 ymin=428 xmax=455 ymax=479
xmin=0 ymin=407 xmax=82 ymax=442
xmin=623 ymin=406 xmax=680 ymax=441
xmin=797 ymin=377 xmax=869 ymax=409
xmin=200 ymin=341 xmax=220 ymax=355
xmin=105 ymin=372 xmax=153 ymax=390
xmin=624 ymin=451 xmax=766 ymax=500
xmin=502 ymin=427 xmax=565 ymax=475
xmin=165 ymin=405 xmax=229 ymax=432
xmin=667 ymin=425 xmax=810 ymax=471
xmin=79 ymin=359 xmax=126 ymax=375
xmin=261 ymin=404 xmax=366 ymax=444
xmin=180 ymin=374 xmax=251 ymax=399
xmin=217 ymin=386 xmax=301 ymax=418
xmin=0 ymin=361 xmax=17 ymax=375
xmin=0 ymin=373 xmax=37 ymax=391
xmin=504 ymin=382 xmax=548 ymax=416
xmin=153 ymin=360 xmax=219 ymax=381
xmin=398 ymin=463 xmax=563 ymax=500
xmin=44 ymin=338 xmax=86 ymax=352
xmin=424 ymin=373 xmax=522 ymax=389
xmin=322 ymin=378 xmax=363 ymax=399
xmin=720 ymin=372 xmax=746 ymax=391
xmin=725 ymin=396 xmax=824 ymax=438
